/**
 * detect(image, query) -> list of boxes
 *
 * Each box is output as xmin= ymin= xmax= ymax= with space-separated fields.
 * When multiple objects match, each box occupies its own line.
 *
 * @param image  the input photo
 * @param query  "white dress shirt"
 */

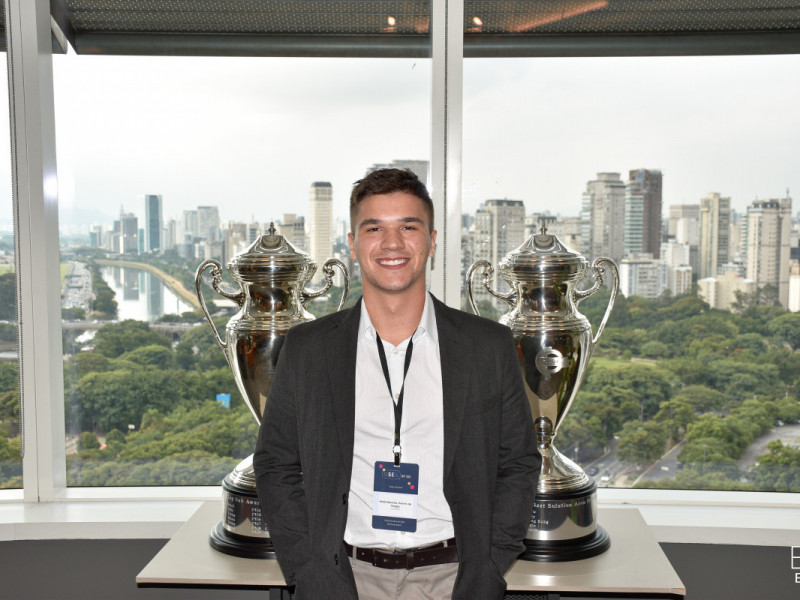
xmin=343 ymin=295 xmax=455 ymax=549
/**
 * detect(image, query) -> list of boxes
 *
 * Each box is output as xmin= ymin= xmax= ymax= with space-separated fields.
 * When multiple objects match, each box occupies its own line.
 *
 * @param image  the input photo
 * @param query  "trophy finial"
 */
xmin=539 ymin=221 xmax=548 ymax=236
xmin=268 ymin=222 xmax=276 ymax=235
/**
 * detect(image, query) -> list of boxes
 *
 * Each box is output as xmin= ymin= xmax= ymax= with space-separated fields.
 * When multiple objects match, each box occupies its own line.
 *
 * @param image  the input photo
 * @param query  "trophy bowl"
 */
xmin=467 ymin=224 xmax=618 ymax=561
xmin=196 ymin=224 xmax=348 ymax=558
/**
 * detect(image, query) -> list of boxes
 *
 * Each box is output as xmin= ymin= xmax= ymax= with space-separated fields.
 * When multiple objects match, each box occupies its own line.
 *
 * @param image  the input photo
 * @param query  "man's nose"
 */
xmin=381 ymin=228 xmax=404 ymax=249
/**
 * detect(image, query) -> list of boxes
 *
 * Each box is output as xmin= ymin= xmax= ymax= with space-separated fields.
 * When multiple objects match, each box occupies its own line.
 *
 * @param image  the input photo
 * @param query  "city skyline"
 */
xmin=0 ymin=53 xmax=797 ymax=230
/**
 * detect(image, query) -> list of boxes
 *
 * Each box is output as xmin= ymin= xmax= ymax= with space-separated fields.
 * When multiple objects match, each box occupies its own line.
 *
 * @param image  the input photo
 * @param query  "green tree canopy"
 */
xmin=616 ymin=420 xmax=668 ymax=465
xmin=78 ymin=431 xmax=101 ymax=451
xmin=120 ymin=344 xmax=175 ymax=369
xmin=92 ymin=320 xmax=171 ymax=359
xmin=767 ymin=313 xmax=800 ymax=350
xmin=751 ymin=440 xmax=800 ymax=492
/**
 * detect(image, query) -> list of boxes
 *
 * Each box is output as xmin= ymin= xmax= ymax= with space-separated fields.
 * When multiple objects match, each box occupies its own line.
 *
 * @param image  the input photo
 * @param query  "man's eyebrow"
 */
xmin=357 ymin=216 xmax=426 ymax=228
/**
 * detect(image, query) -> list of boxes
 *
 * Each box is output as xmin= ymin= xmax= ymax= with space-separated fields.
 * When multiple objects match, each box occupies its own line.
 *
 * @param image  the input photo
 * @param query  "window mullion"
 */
xmin=7 ymin=0 xmax=67 ymax=502
xmin=429 ymin=0 xmax=463 ymax=307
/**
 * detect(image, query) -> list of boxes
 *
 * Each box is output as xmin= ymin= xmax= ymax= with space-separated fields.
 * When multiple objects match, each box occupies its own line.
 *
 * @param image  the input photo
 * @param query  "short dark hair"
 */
xmin=349 ymin=168 xmax=434 ymax=232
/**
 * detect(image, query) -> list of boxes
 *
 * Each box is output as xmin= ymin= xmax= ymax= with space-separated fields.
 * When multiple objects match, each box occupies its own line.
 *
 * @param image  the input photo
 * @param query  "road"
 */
xmin=583 ymin=437 xmax=637 ymax=488
xmin=737 ymin=423 xmax=800 ymax=472
xmin=633 ymin=440 xmax=686 ymax=485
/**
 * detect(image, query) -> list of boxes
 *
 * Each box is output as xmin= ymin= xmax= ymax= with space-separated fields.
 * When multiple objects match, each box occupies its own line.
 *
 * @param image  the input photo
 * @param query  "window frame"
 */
xmin=2 ymin=0 xmax=798 ymax=547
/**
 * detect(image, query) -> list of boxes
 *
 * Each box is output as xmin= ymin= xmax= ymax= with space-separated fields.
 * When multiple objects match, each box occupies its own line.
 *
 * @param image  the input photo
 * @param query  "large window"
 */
xmin=53 ymin=54 xmax=430 ymax=485
xmin=5 ymin=0 xmax=800 ymax=506
xmin=462 ymin=55 xmax=800 ymax=493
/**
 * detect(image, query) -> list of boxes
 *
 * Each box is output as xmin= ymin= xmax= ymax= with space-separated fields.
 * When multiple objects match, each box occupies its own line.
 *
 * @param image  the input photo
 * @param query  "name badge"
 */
xmin=372 ymin=461 xmax=419 ymax=532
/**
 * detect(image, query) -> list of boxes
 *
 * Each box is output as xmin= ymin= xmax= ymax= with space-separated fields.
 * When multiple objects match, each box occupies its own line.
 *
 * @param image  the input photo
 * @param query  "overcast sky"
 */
xmin=0 ymin=51 xmax=798 ymax=230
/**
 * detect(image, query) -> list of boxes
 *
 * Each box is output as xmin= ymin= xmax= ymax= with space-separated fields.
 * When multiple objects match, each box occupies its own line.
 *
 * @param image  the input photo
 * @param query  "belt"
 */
xmin=344 ymin=538 xmax=458 ymax=570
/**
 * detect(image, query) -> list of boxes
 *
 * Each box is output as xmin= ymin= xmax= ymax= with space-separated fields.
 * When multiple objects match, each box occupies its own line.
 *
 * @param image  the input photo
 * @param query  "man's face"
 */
xmin=348 ymin=192 xmax=436 ymax=298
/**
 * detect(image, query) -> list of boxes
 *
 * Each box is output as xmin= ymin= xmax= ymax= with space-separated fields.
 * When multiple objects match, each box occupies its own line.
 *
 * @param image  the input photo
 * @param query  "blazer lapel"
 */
xmin=433 ymin=296 xmax=472 ymax=483
xmin=325 ymin=300 xmax=362 ymax=481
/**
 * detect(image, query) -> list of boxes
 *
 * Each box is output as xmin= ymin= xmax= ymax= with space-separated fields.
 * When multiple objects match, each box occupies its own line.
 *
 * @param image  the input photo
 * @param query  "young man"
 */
xmin=254 ymin=168 xmax=539 ymax=599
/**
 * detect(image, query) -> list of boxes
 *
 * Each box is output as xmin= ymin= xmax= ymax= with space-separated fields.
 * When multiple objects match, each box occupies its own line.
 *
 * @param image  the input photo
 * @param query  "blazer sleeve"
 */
xmin=253 ymin=332 xmax=312 ymax=586
xmin=490 ymin=329 xmax=541 ymax=575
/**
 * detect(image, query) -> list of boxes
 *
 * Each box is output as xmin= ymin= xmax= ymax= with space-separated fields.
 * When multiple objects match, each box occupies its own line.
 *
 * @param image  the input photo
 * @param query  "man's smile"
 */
xmin=376 ymin=258 xmax=410 ymax=267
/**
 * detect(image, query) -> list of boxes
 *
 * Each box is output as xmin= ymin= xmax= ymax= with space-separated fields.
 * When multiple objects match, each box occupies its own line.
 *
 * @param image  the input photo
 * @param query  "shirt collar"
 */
xmin=358 ymin=293 xmax=438 ymax=347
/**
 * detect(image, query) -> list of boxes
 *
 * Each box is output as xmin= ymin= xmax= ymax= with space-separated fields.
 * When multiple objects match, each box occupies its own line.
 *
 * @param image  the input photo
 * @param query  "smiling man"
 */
xmin=254 ymin=168 xmax=540 ymax=600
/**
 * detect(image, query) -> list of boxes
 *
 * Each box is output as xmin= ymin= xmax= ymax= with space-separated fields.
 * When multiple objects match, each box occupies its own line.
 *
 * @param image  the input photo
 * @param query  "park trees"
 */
xmin=752 ymin=440 xmax=800 ymax=492
xmin=616 ymin=420 xmax=668 ymax=466
xmin=92 ymin=319 xmax=171 ymax=358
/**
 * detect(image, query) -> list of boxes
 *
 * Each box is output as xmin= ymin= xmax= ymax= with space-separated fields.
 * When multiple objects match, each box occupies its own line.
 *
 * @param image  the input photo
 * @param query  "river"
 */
xmin=101 ymin=266 xmax=194 ymax=322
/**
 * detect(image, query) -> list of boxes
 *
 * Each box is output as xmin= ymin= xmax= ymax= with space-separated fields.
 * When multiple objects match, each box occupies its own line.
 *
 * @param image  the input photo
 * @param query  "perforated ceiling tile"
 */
xmin=463 ymin=0 xmax=800 ymax=34
xmin=6 ymin=0 xmax=796 ymax=56
xmin=63 ymin=1 xmax=431 ymax=35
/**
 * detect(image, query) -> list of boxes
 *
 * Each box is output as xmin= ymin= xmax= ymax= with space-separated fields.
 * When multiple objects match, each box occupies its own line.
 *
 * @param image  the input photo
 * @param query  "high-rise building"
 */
xmin=197 ymin=206 xmax=220 ymax=241
xmin=547 ymin=216 xmax=583 ymax=252
xmin=661 ymin=240 xmax=693 ymax=296
xmin=279 ymin=214 xmax=306 ymax=250
xmin=224 ymin=221 xmax=250 ymax=263
xmin=524 ymin=213 xmax=558 ymax=239
xmin=582 ymin=173 xmax=625 ymax=263
xmin=472 ymin=199 xmax=525 ymax=297
xmin=309 ymin=182 xmax=333 ymax=283
xmin=181 ymin=209 xmax=199 ymax=242
xmin=366 ymin=160 xmax=429 ymax=187
xmin=669 ymin=203 xmax=700 ymax=276
xmin=142 ymin=194 xmax=163 ymax=253
xmin=119 ymin=208 xmax=138 ymax=255
xmin=89 ymin=225 xmax=103 ymax=247
xmin=624 ymin=192 xmax=644 ymax=258
xmin=745 ymin=196 xmax=792 ymax=308
xmin=164 ymin=218 xmax=178 ymax=251
xmin=619 ymin=253 xmax=665 ymax=299
xmin=699 ymin=193 xmax=731 ymax=279
xmin=628 ymin=169 xmax=663 ymax=257
xmin=668 ymin=204 xmax=699 ymax=239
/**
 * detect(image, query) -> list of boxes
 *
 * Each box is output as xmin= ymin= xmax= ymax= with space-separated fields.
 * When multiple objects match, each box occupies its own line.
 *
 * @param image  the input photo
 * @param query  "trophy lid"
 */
xmin=499 ymin=223 xmax=587 ymax=280
xmin=227 ymin=223 xmax=316 ymax=280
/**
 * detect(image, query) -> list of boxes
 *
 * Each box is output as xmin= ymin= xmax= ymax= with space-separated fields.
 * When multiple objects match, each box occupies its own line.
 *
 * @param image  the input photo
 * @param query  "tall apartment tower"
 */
xmin=119 ymin=207 xmax=138 ymax=255
xmin=309 ymin=182 xmax=333 ymax=283
xmin=668 ymin=203 xmax=700 ymax=275
xmin=197 ymin=206 xmax=221 ymax=241
xmin=627 ymin=169 xmax=663 ymax=257
xmin=699 ymin=193 xmax=731 ymax=279
xmin=279 ymin=214 xmax=307 ymax=250
xmin=181 ymin=209 xmax=198 ymax=242
xmin=581 ymin=173 xmax=625 ymax=263
xmin=473 ymin=199 xmax=525 ymax=296
xmin=668 ymin=204 xmax=700 ymax=239
xmin=745 ymin=196 xmax=792 ymax=308
xmin=142 ymin=194 xmax=163 ymax=253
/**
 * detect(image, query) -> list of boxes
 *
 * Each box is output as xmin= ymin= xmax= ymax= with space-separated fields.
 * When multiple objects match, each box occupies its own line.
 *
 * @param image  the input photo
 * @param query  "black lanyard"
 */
xmin=375 ymin=332 xmax=414 ymax=466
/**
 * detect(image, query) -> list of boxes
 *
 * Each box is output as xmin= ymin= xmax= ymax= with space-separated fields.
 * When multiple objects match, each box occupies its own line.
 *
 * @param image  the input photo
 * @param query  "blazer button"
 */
xmin=342 ymin=493 xmax=347 ymax=504
xmin=334 ymin=553 xmax=339 ymax=565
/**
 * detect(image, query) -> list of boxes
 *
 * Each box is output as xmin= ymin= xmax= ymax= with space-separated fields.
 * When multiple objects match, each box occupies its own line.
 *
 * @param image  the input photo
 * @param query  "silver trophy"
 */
xmin=195 ymin=224 xmax=349 ymax=558
xmin=467 ymin=224 xmax=617 ymax=561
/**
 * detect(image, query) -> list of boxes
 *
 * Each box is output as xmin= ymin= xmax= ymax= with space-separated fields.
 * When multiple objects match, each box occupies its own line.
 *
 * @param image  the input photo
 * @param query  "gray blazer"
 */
xmin=253 ymin=295 xmax=540 ymax=599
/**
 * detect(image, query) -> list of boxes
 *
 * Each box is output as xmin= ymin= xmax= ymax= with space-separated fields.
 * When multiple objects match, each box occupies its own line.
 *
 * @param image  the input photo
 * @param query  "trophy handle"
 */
xmin=302 ymin=258 xmax=350 ymax=311
xmin=466 ymin=260 xmax=516 ymax=316
xmin=573 ymin=256 xmax=619 ymax=346
xmin=195 ymin=259 xmax=245 ymax=350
